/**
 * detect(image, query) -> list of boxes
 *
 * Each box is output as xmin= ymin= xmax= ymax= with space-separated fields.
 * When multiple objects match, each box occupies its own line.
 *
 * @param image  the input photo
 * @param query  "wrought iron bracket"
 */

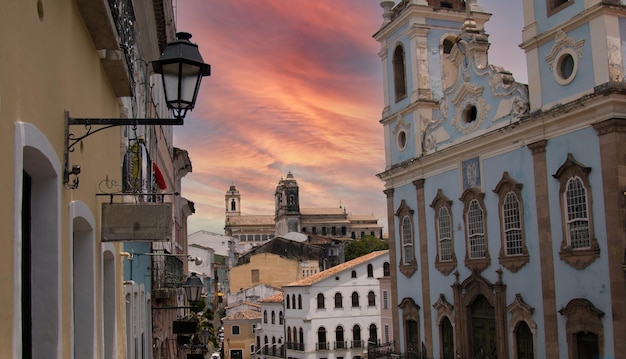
xmin=63 ymin=110 xmax=184 ymax=189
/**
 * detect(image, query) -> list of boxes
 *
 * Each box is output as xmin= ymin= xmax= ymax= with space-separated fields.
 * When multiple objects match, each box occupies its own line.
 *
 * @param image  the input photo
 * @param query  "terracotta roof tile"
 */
xmin=260 ymin=292 xmax=284 ymax=303
xmin=223 ymin=309 xmax=262 ymax=321
xmin=284 ymin=250 xmax=388 ymax=287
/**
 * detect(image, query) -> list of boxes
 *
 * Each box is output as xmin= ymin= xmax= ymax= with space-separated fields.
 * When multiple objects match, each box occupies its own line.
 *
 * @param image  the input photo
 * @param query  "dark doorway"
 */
xmin=470 ymin=295 xmax=496 ymax=358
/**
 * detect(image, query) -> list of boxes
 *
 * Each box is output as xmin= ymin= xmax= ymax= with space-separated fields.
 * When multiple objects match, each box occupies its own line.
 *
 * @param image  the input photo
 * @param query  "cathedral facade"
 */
xmin=375 ymin=0 xmax=626 ymax=358
xmin=224 ymin=172 xmax=384 ymax=243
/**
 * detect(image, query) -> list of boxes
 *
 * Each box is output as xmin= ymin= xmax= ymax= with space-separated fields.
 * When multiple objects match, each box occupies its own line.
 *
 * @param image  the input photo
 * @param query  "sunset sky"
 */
xmin=173 ymin=0 xmax=527 ymax=235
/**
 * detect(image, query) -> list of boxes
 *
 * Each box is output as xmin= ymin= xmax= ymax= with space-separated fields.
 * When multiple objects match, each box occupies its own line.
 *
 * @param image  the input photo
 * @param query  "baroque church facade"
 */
xmin=224 ymin=172 xmax=384 ymax=243
xmin=375 ymin=0 xmax=626 ymax=358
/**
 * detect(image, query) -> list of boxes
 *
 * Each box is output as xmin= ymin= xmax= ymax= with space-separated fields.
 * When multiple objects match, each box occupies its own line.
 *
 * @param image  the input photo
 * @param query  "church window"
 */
xmin=467 ymin=199 xmax=486 ymax=258
xmin=554 ymin=154 xmax=599 ymax=269
xmin=230 ymin=199 xmax=236 ymax=211
xmin=271 ymin=311 xmax=275 ymax=324
xmin=351 ymin=270 xmax=357 ymax=278
xmin=367 ymin=264 xmax=374 ymax=278
xmin=463 ymin=104 xmax=478 ymax=123
xmin=516 ymin=321 xmax=533 ymax=359
xmin=263 ymin=310 xmax=267 ymax=324
xmin=547 ymin=0 xmax=573 ymax=16
xmin=396 ymin=200 xmax=417 ymax=277
xmin=494 ymin=172 xmax=529 ymax=272
xmin=440 ymin=317 xmax=454 ymax=359
xmin=383 ymin=262 xmax=390 ymax=276
xmin=431 ymin=188 xmax=456 ymax=275
xmin=369 ymin=324 xmax=378 ymax=344
xmin=288 ymin=195 xmax=294 ymax=205
xmin=298 ymin=294 xmax=302 ymax=309
xmin=317 ymin=293 xmax=325 ymax=309
xmin=402 ymin=216 xmax=414 ymax=264
xmin=443 ymin=37 xmax=455 ymax=54
xmin=460 ymin=188 xmax=490 ymax=273
xmin=286 ymin=295 xmax=290 ymax=309
xmin=397 ymin=130 xmax=407 ymax=150
xmin=393 ymin=44 xmax=407 ymax=102
xmin=438 ymin=207 xmax=453 ymax=261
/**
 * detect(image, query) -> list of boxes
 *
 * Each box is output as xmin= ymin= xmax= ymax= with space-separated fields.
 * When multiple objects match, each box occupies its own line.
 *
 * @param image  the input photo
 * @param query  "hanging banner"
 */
xmin=102 ymin=202 xmax=172 ymax=242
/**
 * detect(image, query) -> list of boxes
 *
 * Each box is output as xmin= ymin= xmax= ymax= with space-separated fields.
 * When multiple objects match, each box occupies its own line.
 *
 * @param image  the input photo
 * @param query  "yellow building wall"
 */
xmin=0 ymin=0 xmax=128 ymax=357
xmin=229 ymin=253 xmax=303 ymax=292
xmin=223 ymin=320 xmax=258 ymax=359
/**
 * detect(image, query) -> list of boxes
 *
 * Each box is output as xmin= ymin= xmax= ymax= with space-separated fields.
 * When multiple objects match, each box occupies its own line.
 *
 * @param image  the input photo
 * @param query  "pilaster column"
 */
xmin=527 ymin=140 xmax=559 ymax=358
xmin=413 ymin=179 xmax=433 ymax=354
xmin=593 ymin=118 xmax=626 ymax=356
xmin=384 ymin=188 xmax=401 ymax=354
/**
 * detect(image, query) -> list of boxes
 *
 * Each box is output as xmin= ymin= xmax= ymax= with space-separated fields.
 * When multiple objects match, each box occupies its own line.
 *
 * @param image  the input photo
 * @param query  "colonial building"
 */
xmin=281 ymin=250 xmax=390 ymax=359
xmin=375 ymin=0 xmax=626 ymax=358
xmin=2 ymin=0 xmax=206 ymax=358
xmin=255 ymin=293 xmax=286 ymax=359
xmin=225 ymin=172 xmax=384 ymax=242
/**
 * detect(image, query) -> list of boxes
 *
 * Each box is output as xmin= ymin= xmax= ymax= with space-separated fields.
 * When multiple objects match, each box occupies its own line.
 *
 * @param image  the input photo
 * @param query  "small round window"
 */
xmin=554 ymin=48 xmax=578 ymax=85
xmin=463 ymin=104 xmax=478 ymax=124
xmin=397 ymin=130 xmax=407 ymax=150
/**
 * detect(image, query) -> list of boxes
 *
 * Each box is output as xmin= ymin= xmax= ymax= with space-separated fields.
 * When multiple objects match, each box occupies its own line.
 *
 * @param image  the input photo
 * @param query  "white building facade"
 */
xmin=281 ymin=251 xmax=390 ymax=359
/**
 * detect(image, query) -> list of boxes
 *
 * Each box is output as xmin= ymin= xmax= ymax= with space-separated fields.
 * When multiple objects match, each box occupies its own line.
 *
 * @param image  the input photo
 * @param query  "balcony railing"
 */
xmin=152 ymin=253 xmax=184 ymax=290
xmin=316 ymin=342 xmax=329 ymax=351
xmin=352 ymin=340 xmax=364 ymax=348
xmin=334 ymin=341 xmax=348 ymax=349
xmin=285 ymin=342 xmax=304 ymax=351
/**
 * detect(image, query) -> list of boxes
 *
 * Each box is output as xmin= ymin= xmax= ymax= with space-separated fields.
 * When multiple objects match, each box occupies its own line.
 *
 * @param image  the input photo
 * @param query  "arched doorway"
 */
xmin=470 ymin=295 xmax=496 ymax=358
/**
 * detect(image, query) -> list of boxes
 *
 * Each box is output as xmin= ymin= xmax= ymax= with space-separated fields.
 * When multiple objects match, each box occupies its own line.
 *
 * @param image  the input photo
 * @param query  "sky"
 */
xmin=173 ymin=0 xmax=527 ymax=236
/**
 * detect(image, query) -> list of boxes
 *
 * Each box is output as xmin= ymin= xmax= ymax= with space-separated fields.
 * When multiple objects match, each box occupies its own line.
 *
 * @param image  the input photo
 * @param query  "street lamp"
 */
xmin=152 ymin=32 xmax=211 ymax=120
xmin=198 ymin=328 xmax=210 ymax=347
xmin=64 ymin=32 xmax=211 ymax=189
xmin=183 ymin=272 xmax=204 ymax=304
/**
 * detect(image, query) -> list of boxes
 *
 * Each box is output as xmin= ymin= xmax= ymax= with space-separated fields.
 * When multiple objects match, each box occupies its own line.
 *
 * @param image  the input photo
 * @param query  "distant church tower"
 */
xmin=225 ymin=184 xmax=241 ymax=217
xmin=274 ymin=171 xmax=301 ymax=235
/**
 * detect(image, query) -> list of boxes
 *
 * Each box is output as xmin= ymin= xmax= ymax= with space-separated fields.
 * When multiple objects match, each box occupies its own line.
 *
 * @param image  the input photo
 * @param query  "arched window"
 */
xmin=460 ymin=187 xmax=490 ymax=272
xmin=335 ymin=293 xmax=343 ymax=308
xmin=279 ymin=311 xmax=284 ymax=325
xmin=353 ymin=325 xmax=362 ymax=348
xmin=494 ymin=172 xmax=529 ymax=272
xmin=263 ymin=310 xmax=268 ymax=324
xmin=271 ymin=310 xmax=275 ymax=324
xmin=383 ymin=262 xmax=390 ymax=277
xmin=393 ymin=44 xmax=407 ymax=101
xmin=515 ymin=321 xmax=533 ymax=359
xmin=298 ymin=294 xmax=302 ymax=309
xmin=554 ymin=154 xmax=599 ymax=269
xmin=351 ymin=292 xmax=360 ymax=307
xmin=367 ymin=264 xmax=374 ymax=277
xmin=317 ymin=327 xmax=327 ymax=350
xmin=292 ymin=294 xmax=296 ymax=309
xmin=402 ymin=216 xmax=414 ymax=264
xmin=317 ymin=293 xmax=325 ymax=309
xmin=231 ymin=199 xmax=236 ymax=211
xmin=335 ymin=325 xmax=345 ymax=349
xmin=264 ymin=336 xmax=269 ymax=354
xmin=441 ymin=317 xmax=454 ymax=359
xmin=272 ymin=337 xmax=277 ymax=356
xmin=368 ymin=291 xmax=376 ymax=306
xmin=351 ymin=270 xmax=357 ymax=278
xmin=286 ymin=295 xmax=290 ymax=309
xmin=299 ymin=327 xmax=304 ymax=346
xmin=369 ymin=324 xmax=378 ymax=344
